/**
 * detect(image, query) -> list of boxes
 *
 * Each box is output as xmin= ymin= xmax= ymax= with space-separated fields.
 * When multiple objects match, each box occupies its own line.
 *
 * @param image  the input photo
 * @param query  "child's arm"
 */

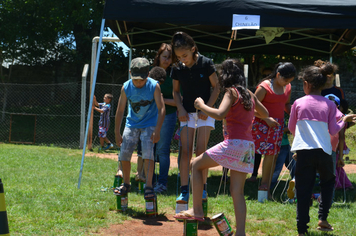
xmin=194 ymin=90 xmax=234 ymax=120
xmin=173 ymin=79 xmax=188 ymax=121
xmin=288 ymin=103 xmax=297 ymax=136
xmin=115 ymin=87 xmax=127 ymax=147
xmin=337 ymin=127 xmax=346 ymax=167
xmin=251 ymin=91 xmax=268 ymax=119
xmin=152 ymin=83 xmax=166 ymax=143
xmin=164 ymin=98 xmax=177 ymax=107
xmin=198 ymin=72 xmax=220 ymax=120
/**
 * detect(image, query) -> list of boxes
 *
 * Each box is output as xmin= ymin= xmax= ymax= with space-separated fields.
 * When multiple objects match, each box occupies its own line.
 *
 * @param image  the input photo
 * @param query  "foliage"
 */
xmin=0 ymin=0 xmax=105 ymax=80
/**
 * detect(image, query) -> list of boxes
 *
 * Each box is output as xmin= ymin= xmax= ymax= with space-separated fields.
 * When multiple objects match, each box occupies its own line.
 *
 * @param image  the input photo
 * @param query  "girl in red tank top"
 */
xmin=174 ymin=59 xmax=268 ymax=235
xmin=251 ymin=62 xmax=296 ymax=195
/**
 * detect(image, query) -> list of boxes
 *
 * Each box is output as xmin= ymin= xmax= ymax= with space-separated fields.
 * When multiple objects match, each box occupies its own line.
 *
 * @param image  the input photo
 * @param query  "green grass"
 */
xmin=1 ymin=143 xmax=356 ymax=235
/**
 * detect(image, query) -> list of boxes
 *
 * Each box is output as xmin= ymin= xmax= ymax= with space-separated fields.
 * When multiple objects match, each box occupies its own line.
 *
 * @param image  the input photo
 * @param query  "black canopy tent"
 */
xmin=78 ymin=0 xmax=356 ymax=187
xmin=104 ymin=0 xmax=356 ymax=56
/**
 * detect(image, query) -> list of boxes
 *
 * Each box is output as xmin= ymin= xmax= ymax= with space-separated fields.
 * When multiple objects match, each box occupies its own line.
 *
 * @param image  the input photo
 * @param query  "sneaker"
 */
xmin=154 ymin=183 xmax=167 ymax=193
xmin=287 ymin=179 xmax=295 ymax=199
xmin=103 ymin=143 xmax=114 ymax=150
xmin=176 ymin=190 xmax=189 ymax=204
xmin=202 ymin=189 xmax=208 ymax=200
xmin=98 ymin=147 xmax=103 ymax=153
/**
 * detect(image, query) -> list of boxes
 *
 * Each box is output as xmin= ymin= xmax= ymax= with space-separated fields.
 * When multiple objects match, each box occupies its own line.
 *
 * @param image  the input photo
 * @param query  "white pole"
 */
xmin=80 ymin=64 xmax=89 ymax=149
xmin=78 ymin=19 xmax=106 ymax=189
xmin=128 ymin=47 xmax=132 ymax=79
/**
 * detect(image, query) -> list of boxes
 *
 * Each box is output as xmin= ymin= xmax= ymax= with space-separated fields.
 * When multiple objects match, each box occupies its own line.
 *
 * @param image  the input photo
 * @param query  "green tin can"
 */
xmin=202 ymin=199 xmax=208 ymax=217
xmin=184 ymin=219 xmax=198 ymax=236
xmin=211 ymin=213 xmax=234 ymax=236
xmin=145 ymin=196 xmax=158 ymax=217
xmin=116 ymin=194 xmax=128 ymax=212
xmin=113 ymin=175 xmax=122 ymax=188
xmin=138 ymin=181 xmax=145 ymax=194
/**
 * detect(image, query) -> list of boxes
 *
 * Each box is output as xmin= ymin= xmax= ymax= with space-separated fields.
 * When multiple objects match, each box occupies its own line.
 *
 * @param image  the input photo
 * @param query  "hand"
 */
xmin=194 ymin=97 xmax=205 ymax=110
xmin=343 ymin=114 xmax=356 ymax=123
xmin=263 ymin=117 xmax=280 ymax=128
xmin=178 ymin=108 xmax=189 ymax=122
xmin=337 ymin=158 xmax=345 ymax=167
xmin=151 ymin=131 xmax=160 ymax=143
xmin=198 ymin=111 xmax=208 ymax=120
xmin=292 ymin=153 xmax=297 ymax=161
xmin=116 ymin=133 xmax=123 ymax=147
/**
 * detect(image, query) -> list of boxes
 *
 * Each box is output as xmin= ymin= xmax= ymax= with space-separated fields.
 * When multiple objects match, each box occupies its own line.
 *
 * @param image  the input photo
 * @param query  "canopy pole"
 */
xmin=78 ymin=18 xmax=106 ymax=189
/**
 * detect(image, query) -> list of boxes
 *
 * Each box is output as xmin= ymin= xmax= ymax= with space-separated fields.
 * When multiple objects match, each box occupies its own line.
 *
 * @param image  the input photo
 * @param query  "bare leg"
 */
xmin=230 ymin=170 xmax=247 ymax=236
xmin=136 ymin=156 xmax=145 ymax=180
xmin=100 ymin=137 xmax=104 ymax=147
xmin=260 ymin=154 xmax=277 ymax=191
xmin=196 ymin=126 xmax=212 ymax=185
xmin=181 ymin=153 xmax=218 ymax=217
xmin=144 ymin=159 xmax=154 ymax=188
xmin=121 ymin=160 xmax=131 ymax=185
xmin=104 ymin=137 xmax=111 ymax=144
xmin=179 ymin=126 xmax=195 ymax=186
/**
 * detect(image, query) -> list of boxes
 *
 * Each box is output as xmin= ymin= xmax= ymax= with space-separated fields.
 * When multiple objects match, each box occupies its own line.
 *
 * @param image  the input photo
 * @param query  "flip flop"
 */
xmin=317 ymin=223 xmax=334 ymax=232
xmin=174 ymin=211 xmax=205 ymax=222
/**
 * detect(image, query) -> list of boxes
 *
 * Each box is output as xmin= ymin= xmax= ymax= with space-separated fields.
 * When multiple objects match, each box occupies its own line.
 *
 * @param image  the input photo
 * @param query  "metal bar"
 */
xmin=293 ymin=31 xmax=355 ymax=46
xmin=115 ymin=20 xmax=122 ymax=35
xmin=228 ymin=36 xmax=330 ymax=54
xmin=330 ymin=29 xmax=349 ymax=53
xmin=124 ymin=21 xmax=132 ymax=46
xmin=121 ymin=24 xmax=201 ymax=36
xmin=78 ymin=18 xmax=106 ymax=189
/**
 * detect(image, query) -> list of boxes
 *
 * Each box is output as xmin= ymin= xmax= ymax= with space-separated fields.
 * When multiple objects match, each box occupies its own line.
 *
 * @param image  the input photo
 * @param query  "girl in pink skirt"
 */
xmin=174 ymin=59 xmax=268 ymax=235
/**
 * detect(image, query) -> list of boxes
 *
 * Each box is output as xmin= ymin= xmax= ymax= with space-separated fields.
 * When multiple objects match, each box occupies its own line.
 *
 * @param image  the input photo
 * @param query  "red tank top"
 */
xmin=223 ymin=88 xmax=255 ymax=141
xmin=258 ymin=80 xmax=291 ymax=119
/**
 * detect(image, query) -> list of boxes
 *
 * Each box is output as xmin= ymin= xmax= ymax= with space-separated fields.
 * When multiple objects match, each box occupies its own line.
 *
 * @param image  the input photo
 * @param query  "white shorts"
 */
xmin=180 ymin=112 xmax=215 ymax=129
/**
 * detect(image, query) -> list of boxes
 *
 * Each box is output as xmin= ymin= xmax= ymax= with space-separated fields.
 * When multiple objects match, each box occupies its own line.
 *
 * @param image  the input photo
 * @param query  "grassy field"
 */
xmin=1 ymin=134 xmax=356 ymax=235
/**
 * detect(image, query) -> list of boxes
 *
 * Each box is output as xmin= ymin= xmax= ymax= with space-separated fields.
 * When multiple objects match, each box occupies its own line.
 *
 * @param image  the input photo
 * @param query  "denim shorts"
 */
xmin=180 ymin=112 xmax=215 ymax=129
xmin=119 ymin=126 xmax=155 ymax=161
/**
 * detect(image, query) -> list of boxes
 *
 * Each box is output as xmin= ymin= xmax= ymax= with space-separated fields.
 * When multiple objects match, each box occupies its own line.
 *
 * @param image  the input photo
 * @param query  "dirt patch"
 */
xmin=96 ymin=214 xmax=220 ymax=236
xmin=88 ymin=152 xmax=356 ymax=236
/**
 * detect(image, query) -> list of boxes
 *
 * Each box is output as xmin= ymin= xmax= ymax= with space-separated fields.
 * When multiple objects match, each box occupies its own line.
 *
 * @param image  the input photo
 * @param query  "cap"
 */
xmin=324 ymin=94 xmax=340 ymax=105
xmin=130 ymin=57 xmax=150 ymax=80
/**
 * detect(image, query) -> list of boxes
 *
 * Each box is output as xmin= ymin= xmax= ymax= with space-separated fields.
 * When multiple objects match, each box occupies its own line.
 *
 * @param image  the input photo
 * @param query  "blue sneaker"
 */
xmin=103 ymin=143 xmax=114 ymax=151
xmin=202 ymin=190 xmax=207 ymax=200
xmin=176 ymin=190 xmax=189 ymax=204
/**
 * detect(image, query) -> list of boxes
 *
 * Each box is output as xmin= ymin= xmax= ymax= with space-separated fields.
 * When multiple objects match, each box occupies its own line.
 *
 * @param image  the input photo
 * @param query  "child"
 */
xmin=135 ymin=66 xmax=167 ymax=184
xmin=114 ymin=58 xmax=165 ymax=199
xmin=252 ymin=62 xmax=296 ymax=194
xmin=171 ymin=32 xmax=220 ymax=203
xmin=174 ymin=59 xmax=268 ymax=235
xmin=92 ymin=94 xmax=114 ymax=152
xmin=331 ymin=97 xmax=354 ymax=191
xmin=288 ymin=63 xmax=356 ymax=236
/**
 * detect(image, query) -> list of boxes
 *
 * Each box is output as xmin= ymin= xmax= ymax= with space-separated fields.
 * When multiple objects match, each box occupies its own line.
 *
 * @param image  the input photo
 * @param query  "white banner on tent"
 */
xmin=232 ymin=14 xmax=260 ymax=30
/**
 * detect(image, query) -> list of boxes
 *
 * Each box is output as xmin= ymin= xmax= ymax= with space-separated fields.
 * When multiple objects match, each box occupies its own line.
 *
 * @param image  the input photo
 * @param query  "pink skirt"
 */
xmin=252 ymin=117 xmax=284 ymax=156
xmin=206 ymin=139 xmax=255 ymax=173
